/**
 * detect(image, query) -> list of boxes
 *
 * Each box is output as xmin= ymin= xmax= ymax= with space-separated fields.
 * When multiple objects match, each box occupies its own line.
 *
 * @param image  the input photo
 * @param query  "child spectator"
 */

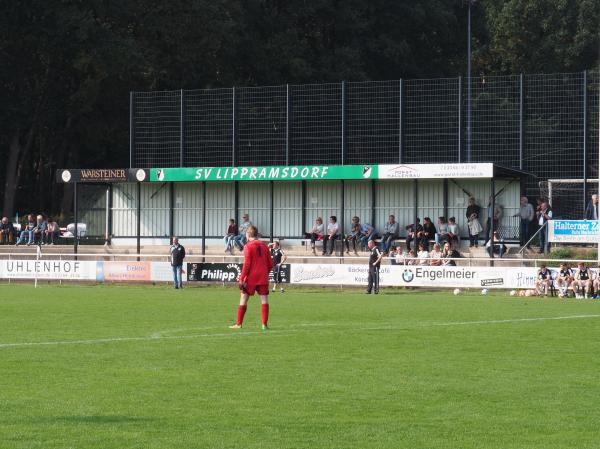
xmin=224 ymin=218 xmax=237 ymax=253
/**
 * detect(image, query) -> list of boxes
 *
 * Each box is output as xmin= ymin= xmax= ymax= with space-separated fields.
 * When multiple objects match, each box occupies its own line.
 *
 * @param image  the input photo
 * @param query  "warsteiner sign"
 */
xmin=56 ymin=169 xmax=148 ymax=183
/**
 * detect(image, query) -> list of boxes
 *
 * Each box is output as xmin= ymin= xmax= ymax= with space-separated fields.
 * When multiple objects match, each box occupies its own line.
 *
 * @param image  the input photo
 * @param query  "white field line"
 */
xmin=1 ymin=314 xmax=599 ymax=350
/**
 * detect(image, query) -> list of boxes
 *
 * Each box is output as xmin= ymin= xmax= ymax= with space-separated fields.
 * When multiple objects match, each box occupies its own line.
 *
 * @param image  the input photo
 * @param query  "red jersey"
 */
xmin=240 ymin=239 xmax=273 ymax=285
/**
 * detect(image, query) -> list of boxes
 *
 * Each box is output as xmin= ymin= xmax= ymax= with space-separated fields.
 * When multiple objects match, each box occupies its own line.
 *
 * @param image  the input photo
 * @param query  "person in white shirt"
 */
xmin=429 ymin=243 xmax=442 ymax=266
xmin=417 ymin=243 xmax=430 ymax=266
xmin=305 ymin=217 xmax=324 ymax=255
xmin=394 ymin=246 xmax=406 ymax=265
xmin=536 ymin=200 xmax=552 ymax=253
xmin=322 ymin=216 xmax=339 ymax=256
xmin=447 ymin=217 xmax=460 ymax=247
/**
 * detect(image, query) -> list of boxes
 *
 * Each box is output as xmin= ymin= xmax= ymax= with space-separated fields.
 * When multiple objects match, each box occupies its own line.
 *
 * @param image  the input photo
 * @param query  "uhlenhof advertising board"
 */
xmin=290 ymin=264 xmax=539 ymax=289
xmin=548 ymin=220 xmax=600 ymax=244
xmin=0 ymin=260 xmax=98 ymax=280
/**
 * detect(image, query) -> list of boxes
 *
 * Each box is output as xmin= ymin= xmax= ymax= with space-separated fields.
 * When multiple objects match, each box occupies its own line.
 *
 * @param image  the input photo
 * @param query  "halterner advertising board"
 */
xmin=149 ymin=163 xmax=494 ymax=182
xmin=548 ymin=220 xmax=599 ymax=244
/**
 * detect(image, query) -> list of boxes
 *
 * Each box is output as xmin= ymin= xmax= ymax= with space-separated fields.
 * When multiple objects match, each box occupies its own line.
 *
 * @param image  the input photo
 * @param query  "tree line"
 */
xmin=1 ymin=0 xmax=598 ymax=219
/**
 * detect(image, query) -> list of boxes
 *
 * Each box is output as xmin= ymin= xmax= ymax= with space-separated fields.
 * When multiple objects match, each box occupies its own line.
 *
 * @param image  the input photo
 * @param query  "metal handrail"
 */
xmin=517 ymin=221 xmax=546 ymax=255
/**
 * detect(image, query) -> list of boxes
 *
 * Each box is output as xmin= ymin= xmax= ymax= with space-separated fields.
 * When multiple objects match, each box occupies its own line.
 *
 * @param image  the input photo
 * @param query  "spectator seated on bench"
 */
xmin=44 ymin=217 xmax=60 ymax=245
xmin=16 ymin=214 xmax=36 ymax=246
xmin=486 ymin=231 xmax=506 ymax=258
xmin=304 ymin=217 xmax=324 ymax=255
xmin=232 ymin=214 xmax=252 ymax=250
xmin=381 ymin=214 xmax=400 ymax=253
xmin=345 ymin=216 xmax=361 ymax=256
xmin=0 ymin=217 xmax=15 ymax=244
xmin=33 ymin=215 xmax=48 ymax=244
xmin=322 ymin=216 xmax=340 ymax=256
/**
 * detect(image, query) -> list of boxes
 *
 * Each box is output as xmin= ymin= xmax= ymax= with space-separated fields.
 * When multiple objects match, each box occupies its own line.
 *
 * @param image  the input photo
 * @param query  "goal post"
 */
xmin=539 ymin=179 xmax=598 ymax=220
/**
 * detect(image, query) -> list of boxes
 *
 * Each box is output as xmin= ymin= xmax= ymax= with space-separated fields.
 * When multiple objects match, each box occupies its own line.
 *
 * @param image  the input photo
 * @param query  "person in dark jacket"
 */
xmin=465 ymin=197 xmax=482 ymax=247
xmin=170 ymin=236 xmax=186 ymax=289
xmin=0 ymin=217 xmax=15 ymax=244
xmin=418 ymin=217 xmax=437 ymax=250
xmin=585 ymin=194 xmax=598 ymax=220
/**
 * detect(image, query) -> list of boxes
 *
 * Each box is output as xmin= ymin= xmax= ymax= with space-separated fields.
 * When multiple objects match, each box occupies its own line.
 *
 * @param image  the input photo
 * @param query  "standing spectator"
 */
xmin=417 ymin=243 xmax=430 ymax=265
xmin=223 ymin=218 xmax=237 ymax=253
xmin=366 ymin=240 xmax=383 ymax=295
xmin=585 ymin=194 xmax=599 ymax=220
xmin=358 ymin=222 xmax=378 ymax=250
xmin=537 ymin=200 xmax=553 ymax=254
xmin=16 ymin=214 xmax=36 ymax=246
xmin=466 ymin=197 xmax=482 ymax=247
xmin=405 ymin=218 xmax=422 ymax=252
xmin=435 ymin=217 xmax=449 ymax=245
xmin=170 ymin=237 xmax=186 ymax=289
xmin=345 ymin=216 xmax=361 ymax=256
xmin=429 ymin=243 xmax=442 ymax=266
xmin=447 ymin=217 xmax=460 ymax=247
xmin=418 ymin=217 xmax=436 ymax=250
xmin=229 ymin=226 xmax=273 ymax=330
xmin=0 ymin=217 xmax=15 ymax=245
xmin=45 ymin=217 xmax=61 ymax=245
xmin=514 ymin=196 xmax=535 ymax=245
xmin=32 ymin=215 xmax=47 ymax=245
xmin=486 ymin=231 xmax=506 ymax=258
xmin=269 ymin=241 xmax=287 ymax=293
xmin=305 ymin=217 xmax=324 ymax=255
xmin=322 ymin=216 xmax=339 ymax=256
xmin=381 ymin=215 xmax=400 ymax=253
xmin=232 ymin=214 xmax=253 ymax=251
xmin=484 ymin=196 xmax=503 ymax=244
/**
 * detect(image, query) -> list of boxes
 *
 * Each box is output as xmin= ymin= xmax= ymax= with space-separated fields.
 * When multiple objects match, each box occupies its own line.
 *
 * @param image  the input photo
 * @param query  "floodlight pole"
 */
xmin=598 ymin=49 xmax=600 ymax=264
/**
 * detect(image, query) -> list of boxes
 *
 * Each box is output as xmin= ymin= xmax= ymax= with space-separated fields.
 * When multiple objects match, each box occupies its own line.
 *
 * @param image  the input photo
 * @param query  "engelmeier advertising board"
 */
xmin=548 ymin=220 xmax=600 ymax=243
xmin=0 ymin=260 xmax=98 ymax=280
xmin=290 ymin=264 xmax=539 ymax=289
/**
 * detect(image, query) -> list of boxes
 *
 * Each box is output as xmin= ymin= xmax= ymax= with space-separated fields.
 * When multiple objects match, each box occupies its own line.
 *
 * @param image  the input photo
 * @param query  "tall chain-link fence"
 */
xmin=131 ymin=71 xmax=600 ymax=217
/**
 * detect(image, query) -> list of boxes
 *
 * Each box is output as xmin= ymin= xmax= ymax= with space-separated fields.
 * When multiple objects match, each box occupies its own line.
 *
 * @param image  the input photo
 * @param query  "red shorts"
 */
xmin=243 ymin=284 xmax=269 ymax=296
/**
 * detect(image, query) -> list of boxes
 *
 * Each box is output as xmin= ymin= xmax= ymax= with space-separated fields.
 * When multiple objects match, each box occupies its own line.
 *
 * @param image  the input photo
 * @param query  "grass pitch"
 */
xmin=0 ymin=284 xmax=599 ymax=449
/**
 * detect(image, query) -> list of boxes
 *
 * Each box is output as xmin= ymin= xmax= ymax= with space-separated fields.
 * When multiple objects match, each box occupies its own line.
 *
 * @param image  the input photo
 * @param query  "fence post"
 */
xmin=232 ymin=87 xmax=237 ymax=167
xmin=180 ymin=89 xmax=185 ymax=167
xmin=73 ymin=182 xmax=78 ymax=256
xmin=286 ymin=84 xmax=291 ymax=165
xmin=519 ymin=74 xmax=524 ymax=171
xmin=399 ymin=79 xmax=404 ymax=163
xmin=129 ymin=92 xmax=134 ymax=168
xmin=583 ymin=70 xmax=588 ymax=210
xmin=341 ymin=81 xmax=346 ymax=165
xmin=136 ymin=181 xmax=141 ymax=262
xmin=458 ymin=76 xmax=462 ymax=163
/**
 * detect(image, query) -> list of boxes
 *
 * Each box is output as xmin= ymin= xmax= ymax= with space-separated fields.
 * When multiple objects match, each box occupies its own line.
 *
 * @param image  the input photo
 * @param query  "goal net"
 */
xmin=539 ymin=179 xmax=599 ymax=219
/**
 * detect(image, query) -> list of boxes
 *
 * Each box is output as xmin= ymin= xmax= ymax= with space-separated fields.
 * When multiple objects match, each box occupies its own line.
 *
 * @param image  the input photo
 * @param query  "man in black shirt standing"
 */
xmin=170 ymin=236 xmax=186 ymax=289
xmin=269 ymin=241 xmax=287 ymax=293
xmin=366 ymin=240 xmax=383 ymax=294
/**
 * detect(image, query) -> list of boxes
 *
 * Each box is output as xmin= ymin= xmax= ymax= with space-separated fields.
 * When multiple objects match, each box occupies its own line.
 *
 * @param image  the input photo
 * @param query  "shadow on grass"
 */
xmin=13 ymin=415 xmax=155 ymax=425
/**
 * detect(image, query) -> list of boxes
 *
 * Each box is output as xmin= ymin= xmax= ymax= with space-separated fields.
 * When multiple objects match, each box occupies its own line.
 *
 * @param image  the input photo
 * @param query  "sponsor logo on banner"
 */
xmin=150 ymin=165 xmax=375 ymax=182
xmin=548 ymin=220 xmax=599 ymax=243
xmin=378 ymin=163 xmax=493 ymax=179
xmin=56 ymin=168 xmax=148 ymax=183
xmin=188 ymin=263 xmax=290 ymax=283
xmin=290 ymin=264 xmax=537 ymax=289
xmin=100 ymin=262 xmax=151 ymax=281
xmin=0 ymin=260 xmax=98 ymax=280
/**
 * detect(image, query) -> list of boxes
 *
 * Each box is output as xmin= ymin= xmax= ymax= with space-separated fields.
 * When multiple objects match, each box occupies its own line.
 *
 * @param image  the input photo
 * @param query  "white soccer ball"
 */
xmin=510 ymin=290 xmax=517 ymax=296
xmin=481 ymin=288 xmax=489 ymax=295
xmin=453 ymin=288 xmax=460 ymax=296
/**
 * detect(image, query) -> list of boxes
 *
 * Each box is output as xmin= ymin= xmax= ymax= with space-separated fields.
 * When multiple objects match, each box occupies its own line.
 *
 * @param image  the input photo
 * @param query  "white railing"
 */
xmin=0 ymin=251 xmax=596 ymax=268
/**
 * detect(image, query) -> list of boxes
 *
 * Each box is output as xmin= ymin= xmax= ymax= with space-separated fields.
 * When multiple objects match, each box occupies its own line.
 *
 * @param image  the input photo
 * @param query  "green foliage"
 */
xmin=1 ymin=284 xmax=600 ymax=448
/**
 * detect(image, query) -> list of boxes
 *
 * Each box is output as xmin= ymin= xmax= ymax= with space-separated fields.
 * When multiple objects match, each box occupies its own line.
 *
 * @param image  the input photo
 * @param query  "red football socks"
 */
xmin=261 ymin=303 xmax=269 ymax=326
xmin=236 ymin=305 xmax=247 ymax=325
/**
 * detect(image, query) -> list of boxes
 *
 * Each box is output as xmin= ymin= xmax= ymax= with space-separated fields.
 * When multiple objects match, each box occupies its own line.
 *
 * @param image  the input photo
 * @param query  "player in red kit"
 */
xmin=229 ymin=225 xmax=273 ymax=330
